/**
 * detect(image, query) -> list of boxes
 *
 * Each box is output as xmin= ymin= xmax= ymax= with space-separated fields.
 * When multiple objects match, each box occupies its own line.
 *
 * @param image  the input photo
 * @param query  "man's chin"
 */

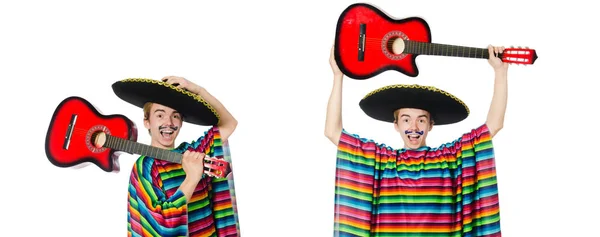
xmin=156 ymin=138 xmax=176 ymax=148
xmin=404 ymin=139 xmax=424 ymax=149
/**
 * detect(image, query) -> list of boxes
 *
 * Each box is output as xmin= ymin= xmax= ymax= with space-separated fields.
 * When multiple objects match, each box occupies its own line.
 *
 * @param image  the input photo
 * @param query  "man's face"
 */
xmin=143 ymin=103 xmax=183 ymax=149
xmin=394 ymin=108 xmax=433 ymax=149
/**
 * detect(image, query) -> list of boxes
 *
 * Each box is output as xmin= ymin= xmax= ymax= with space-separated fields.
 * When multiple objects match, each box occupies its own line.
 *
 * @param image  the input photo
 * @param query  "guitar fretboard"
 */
xmin=104 ymin=135 xmax=182 ymax=163
xmin=403 ymin=40 xmax=496 ymax=59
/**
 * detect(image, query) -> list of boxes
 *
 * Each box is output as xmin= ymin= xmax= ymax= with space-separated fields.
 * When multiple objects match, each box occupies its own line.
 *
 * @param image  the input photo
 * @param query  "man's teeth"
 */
xmin=160 ymin=130 xmax=174 ymax=135
xmin=408 ymin=135 xmax=420 ymax=139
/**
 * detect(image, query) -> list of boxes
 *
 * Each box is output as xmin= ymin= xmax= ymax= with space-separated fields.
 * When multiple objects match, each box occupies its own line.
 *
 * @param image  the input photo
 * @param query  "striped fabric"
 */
xmin=127 ymin=126 xmax=239 ymax=237
xmin=333 ymin=124 xmax=501 ymax=236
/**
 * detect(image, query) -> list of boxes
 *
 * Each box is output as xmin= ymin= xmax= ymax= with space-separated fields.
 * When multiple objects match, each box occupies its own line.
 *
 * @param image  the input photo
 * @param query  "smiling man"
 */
xmin=325 ymin=45 xmax=509 ymax=236
xmin=394 ymin=108 xmax=434 ymax=149
xmin=112 ymin=76 xmax=239 ymax=237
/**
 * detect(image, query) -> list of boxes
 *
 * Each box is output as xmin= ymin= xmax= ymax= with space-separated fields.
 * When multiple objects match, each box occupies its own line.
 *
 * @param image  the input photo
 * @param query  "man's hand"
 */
xmin=487 ymin=45 xmax=509 ymax=73
xmin=162 ymin=76 xmax=203 ymax=95
xmin=330 ymin=45 xmax=343 ymax=78
xmin=325 ymin=44 xmax=345 ymax=146
xmin=485 ymin=45 xmax=509 ymax=138
xmin=181 ymin=150 xmax=206 ymax=181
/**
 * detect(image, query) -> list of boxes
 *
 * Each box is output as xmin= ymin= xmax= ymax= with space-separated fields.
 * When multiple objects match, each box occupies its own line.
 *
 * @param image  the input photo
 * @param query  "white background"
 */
xmin=1 ymin=0 xmax=598 ymax=236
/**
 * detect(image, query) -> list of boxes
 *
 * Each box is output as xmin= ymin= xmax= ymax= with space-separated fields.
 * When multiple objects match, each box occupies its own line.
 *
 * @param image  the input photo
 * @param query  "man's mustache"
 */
xmin=159 ymin=125 xmax=179 ymax=131
xmin=405 ymin=130 xmax=424 ymax=135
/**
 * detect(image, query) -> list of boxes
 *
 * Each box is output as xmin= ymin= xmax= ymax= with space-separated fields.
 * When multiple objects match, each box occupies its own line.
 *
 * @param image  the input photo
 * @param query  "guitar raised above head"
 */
xmin=44 ymin=96 xmax=230 ymax=178
xmin=334 ymin=3 xmax=538 ymax=80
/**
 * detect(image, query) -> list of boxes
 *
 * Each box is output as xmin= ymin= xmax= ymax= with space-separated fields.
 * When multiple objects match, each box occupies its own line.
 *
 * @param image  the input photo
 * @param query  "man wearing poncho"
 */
xmin=325 ymin=45 xmax=509 ymax=236
xmin=113 ymin=76 xmax=240 ymax=237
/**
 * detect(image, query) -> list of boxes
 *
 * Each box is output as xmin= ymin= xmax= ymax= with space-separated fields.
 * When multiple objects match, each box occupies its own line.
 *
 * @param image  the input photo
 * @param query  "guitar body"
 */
xmin=335 ymin=3 xmax=431 ymax=79
xmin=45 ymin=96 xmax=137 ymax=172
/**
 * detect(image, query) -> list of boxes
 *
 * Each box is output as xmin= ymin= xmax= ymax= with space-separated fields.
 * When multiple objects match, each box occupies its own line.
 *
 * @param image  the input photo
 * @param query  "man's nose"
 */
xmin=165 ymin=117 xmax=174 ymax=126
xmin=409 ymin=121 xmax=418 ymax=130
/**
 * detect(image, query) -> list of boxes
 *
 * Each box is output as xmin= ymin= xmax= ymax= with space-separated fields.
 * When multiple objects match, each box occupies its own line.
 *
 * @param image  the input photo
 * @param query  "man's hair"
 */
xmin=143 ymin=102 xmax=184 ymax=121
xmin=143 ymin=102 xmax=153 ymax=135
xmin=393 ymin=109 xmax=435 ymax=126
xmin=143 ymin=102 xmax=153 ymax=121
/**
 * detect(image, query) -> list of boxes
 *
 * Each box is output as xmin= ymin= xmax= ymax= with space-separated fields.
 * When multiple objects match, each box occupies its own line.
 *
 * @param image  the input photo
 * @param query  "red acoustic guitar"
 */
xmin=334 ymin=3 xmax=538 ymax=79
xmin=45 ymin=96 xmax=229 ymax=178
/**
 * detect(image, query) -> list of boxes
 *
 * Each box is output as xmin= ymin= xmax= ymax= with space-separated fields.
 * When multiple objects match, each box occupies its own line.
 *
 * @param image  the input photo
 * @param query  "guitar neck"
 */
xmin=104 ymin=135 xmax=182 ymax=164
xmin=403 ymin=40 xmax=496 ymax=59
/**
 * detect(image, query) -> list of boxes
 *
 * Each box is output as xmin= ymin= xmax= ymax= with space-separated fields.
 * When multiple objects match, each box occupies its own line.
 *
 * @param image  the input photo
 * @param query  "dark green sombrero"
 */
xmin=359 ymin=84 xmax=469 ymax=125
xmin=112 ymin=78 xmax=219 ymax=126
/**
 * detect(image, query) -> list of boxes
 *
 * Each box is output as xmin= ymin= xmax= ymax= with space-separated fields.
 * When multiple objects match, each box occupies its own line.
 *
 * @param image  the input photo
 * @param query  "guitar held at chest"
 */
xmin=45 ymin=96 xmax=229 ymax=178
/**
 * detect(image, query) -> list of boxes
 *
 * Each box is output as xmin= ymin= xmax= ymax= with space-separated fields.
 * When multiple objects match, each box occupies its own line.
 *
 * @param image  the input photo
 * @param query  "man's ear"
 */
xmin=143 ymin=119 xmax=152 ymax=135
xmin=394 ymin=120 xmax=400 ymax=133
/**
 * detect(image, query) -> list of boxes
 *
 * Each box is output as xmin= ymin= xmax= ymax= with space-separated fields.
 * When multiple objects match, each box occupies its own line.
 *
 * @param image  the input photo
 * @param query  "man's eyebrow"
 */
xmin=400 ymin=114 xmax=429 ymax=119
xmin=154 ymin=109 xmax=182 ymax=116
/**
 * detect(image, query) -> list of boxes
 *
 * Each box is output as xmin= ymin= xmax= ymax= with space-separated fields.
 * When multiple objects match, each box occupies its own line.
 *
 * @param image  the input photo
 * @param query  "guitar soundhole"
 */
xmin=86 ymin=125 xmax=110 ymax=153
xmin=382 ymin=31 xmax=409 ymax=60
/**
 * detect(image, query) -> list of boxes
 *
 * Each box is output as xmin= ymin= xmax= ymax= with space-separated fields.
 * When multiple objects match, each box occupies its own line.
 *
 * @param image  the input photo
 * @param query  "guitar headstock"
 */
xmin=501 ymin=46 xmax=538 ymax=65
xmin=204 ymin=157 xmax=230 ymax=178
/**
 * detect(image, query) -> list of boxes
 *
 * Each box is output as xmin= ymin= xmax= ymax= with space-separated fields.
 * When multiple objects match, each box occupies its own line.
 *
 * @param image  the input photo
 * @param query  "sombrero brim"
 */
xmin=112 ymin=78 xmax=219 ymax=126
xmin=359 ymin=84 xmax=469 ymax=125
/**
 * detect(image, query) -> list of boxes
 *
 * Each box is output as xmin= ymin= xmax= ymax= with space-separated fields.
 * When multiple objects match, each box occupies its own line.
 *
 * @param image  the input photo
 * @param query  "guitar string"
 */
xmin=344 ymin=38 xmax=530 ymax=60
xmin=338 ymin=45 xmax=536 ymax=63
xmin=63 ymin=128 xmax=178 ymax=161
xmin=354 ymin=39 xmax=491 ymax=57
xmin=60 ymin=127 xmax=223 ymax=175
xmin=357 ymin=37 xmax=529 ymax=49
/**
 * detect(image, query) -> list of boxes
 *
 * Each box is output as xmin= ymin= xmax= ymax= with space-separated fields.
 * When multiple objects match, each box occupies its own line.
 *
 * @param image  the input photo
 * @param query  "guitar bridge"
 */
xmin=63 ymin=114 xmax=77 ymax=150
xmin=358 ymin=23 xmax=366 ymax=61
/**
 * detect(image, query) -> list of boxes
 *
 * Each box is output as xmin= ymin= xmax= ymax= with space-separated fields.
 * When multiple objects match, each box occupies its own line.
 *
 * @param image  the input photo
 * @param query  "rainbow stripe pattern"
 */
xmin=333 ymin=124 xmax=501 ymax=236
xmin=127 ymin=126 xmax=239 ymax=237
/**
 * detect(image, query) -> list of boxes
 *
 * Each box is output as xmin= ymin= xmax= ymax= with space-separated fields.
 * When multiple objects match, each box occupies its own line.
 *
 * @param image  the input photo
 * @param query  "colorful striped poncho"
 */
xmin=127 ymin=126 xmax=240 ymax=237
xmin=333 ymin=124 xmax=501 ymax=236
